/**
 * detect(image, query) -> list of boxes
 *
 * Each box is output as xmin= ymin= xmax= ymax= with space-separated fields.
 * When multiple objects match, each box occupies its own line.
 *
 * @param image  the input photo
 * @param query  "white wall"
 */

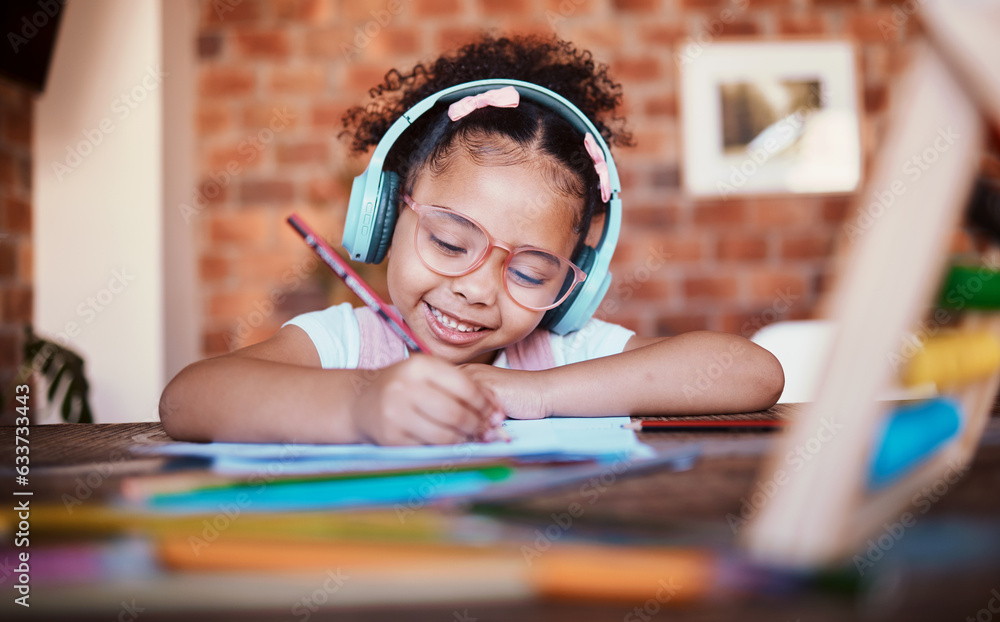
xmin=162 ymin=2 xmax=200 ymax=386
xmin=34 ymin=0 xmax=196 ymax=422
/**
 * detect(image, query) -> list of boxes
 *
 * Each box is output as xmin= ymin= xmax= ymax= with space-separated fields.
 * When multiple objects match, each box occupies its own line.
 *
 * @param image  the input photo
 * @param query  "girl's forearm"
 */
xmin=159 ymin=356 xmax=371 ymax=443
xmin=540 ymin=332 xmax=784 ymax=416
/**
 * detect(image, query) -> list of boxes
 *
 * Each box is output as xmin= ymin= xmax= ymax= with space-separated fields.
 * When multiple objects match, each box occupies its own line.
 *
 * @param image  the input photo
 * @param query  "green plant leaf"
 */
xmin=47 ymin=363 xmax=66 ymax=402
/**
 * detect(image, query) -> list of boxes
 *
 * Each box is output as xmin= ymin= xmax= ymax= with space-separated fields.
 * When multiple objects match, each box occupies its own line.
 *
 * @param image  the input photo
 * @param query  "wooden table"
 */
xmin=2 ymin=407 xmax=999 ymax=621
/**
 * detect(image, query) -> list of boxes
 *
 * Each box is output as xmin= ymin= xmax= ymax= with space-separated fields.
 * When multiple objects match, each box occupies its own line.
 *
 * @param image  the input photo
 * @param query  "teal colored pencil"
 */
xmin=148 ymin=466 xmax=514 ymax=513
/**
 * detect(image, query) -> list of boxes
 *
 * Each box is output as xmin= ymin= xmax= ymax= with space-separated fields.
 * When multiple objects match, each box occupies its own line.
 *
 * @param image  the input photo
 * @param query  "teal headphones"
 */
xmin=342 ymin=78 xmax=622 ymax=335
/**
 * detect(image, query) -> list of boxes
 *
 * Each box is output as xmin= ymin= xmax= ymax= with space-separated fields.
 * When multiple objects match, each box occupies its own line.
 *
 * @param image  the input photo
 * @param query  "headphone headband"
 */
xmin=342 ymin=79 xmax=622 ymax=335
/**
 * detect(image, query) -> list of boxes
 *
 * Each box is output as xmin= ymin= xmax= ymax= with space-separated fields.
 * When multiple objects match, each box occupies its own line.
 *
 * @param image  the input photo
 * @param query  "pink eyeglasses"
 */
xmin=401 ymin=194 xmax=587 ymax=311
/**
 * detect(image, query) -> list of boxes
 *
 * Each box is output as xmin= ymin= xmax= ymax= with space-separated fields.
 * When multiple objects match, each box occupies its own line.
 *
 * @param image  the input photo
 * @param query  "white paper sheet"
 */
xmin=140 ymin=417 xmax=653 ymax=473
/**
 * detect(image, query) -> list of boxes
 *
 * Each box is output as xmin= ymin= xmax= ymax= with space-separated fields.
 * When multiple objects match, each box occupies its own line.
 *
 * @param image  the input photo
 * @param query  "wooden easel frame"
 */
xmin=744 ymin=0 xmax=1000 ymax=566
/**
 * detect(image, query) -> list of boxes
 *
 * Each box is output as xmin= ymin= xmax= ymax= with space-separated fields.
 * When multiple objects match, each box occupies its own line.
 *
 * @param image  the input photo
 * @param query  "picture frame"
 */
xmin=679 ymin=40 xmax=863 ymax=198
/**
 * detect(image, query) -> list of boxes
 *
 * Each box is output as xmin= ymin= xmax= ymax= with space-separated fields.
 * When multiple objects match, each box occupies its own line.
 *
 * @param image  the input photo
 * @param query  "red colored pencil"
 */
xmin=287 ymin=214 xmax=510 ymax=442
xmin=623 ymin=419 xmax=784 ymax=432
xmin=287 ymin=214 xmax=429 ymax=353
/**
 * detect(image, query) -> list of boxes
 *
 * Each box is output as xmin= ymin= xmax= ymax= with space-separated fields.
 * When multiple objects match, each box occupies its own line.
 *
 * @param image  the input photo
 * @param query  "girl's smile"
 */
xmin=423 ymin=301 xmax=494 ymax=346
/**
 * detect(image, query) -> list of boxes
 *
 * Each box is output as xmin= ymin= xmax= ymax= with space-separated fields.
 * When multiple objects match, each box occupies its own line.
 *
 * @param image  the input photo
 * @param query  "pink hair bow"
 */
xmin=447 ymin=86 xmax=520 ymax=121
xmin=584 ymin=132 xmax=611 ymax=203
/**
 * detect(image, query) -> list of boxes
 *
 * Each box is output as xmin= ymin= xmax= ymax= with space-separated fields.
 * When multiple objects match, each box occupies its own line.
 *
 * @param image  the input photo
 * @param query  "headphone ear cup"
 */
xmin=370 ymin=172 xmax=400 ymax=264
xmin=540 ymin=244 xmax=596 ymax=331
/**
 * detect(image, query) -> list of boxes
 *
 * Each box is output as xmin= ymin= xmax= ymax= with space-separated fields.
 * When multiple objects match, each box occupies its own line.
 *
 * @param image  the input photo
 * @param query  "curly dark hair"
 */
xmin=340 ymin=34 xmax=632 ymax=248
xmin=341 ymin=34 xmax=632 ymax=154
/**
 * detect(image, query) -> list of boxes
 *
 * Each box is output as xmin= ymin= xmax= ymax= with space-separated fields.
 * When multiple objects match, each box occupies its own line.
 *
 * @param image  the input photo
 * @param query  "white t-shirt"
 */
xmin=283 ymin=302 xmax=635 ymax=369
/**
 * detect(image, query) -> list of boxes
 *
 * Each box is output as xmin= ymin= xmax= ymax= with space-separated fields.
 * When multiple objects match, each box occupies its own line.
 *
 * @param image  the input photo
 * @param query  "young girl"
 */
xmin=160 ymin=35 xmax=783 ymax=445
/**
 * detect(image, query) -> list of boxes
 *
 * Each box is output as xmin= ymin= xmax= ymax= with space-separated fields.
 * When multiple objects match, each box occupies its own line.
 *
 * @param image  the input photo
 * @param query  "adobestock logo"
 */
xmin=674 ymin=0 xmax=750 ymax=67
xmin=545 ymin=0 xmax=588 ymax=30
xmin=681 ymin=340 xmax=748 ymax=404
xmin=211 ymin=0 xmax=244 ymax=20
xmin=726 ymin=416 xmax=844 ymax=534
xmin=623 ymin=578 xmax=681 ymax=622
xmin=290 ymin=568 xmax=351 ymax=622
xmin=340 ymin=0 xmax=405 ymax=61
xmin=179 ymin=106 xmax=295 ymax=224
xmin=967 ymin=588 xmax=1000 ymax=622
xmin=6 ymin=0 xmax=64 ymax=54
xmin=50 ymin=65 xmax=168 ymax=182
xmin=876 ymin=0 xmax=928 ymax=41
xmin=843 ymin=126 xmax=959 ymax=243
xmin=852 ymin=459 xmax=969 ymax=576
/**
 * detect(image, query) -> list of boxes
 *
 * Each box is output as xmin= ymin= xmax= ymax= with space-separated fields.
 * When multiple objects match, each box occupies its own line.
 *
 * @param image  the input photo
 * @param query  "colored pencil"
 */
xmin=287 ymin=213 xmax=429 ymax=352
xmin=624 ymin=419 xmax=785 ymax=432
xmin=156 ymin=536 xmax=718 ymax=604
xmin=286 ymin=213 xmax=510 ymax=442
xmin=120 ymin=458 xmax=519 ymax=500
xmin=146 ymin=467 xmax=514 ymax=513
xmin=16 ymin=503 xmax=490 ymax=544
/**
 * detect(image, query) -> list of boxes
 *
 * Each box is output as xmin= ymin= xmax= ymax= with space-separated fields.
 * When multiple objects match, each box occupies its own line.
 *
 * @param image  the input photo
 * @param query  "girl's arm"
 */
xmin=159 ymin=326 xmax=499 ymax=444
xmin=464 ymin=332 xmax=784 ymax=418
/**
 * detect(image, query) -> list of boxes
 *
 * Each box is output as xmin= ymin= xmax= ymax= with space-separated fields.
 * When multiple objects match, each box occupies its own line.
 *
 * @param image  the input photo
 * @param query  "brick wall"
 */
xmin=193 ymin=0 xmax=918 ymax=357
xmin=0 ymin=78 xmax=33 ymax=423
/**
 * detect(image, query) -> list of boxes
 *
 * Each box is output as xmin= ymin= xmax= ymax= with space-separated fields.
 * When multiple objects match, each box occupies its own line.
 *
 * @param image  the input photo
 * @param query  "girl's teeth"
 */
xmin=430 ymin=305 xmax=482 ymax=333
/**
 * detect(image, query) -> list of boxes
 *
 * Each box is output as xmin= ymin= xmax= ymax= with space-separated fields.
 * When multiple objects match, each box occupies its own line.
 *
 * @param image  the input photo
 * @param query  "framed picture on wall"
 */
xmin=679 ymin=40 xmax=862 ymax=198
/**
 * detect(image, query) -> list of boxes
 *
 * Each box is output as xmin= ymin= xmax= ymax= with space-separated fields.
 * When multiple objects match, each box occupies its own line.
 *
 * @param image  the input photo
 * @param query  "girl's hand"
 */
xmin=350 ymin=355 xmax=502 ymax=445
xmin=459 ymin=364 xmax=548 ymax=420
